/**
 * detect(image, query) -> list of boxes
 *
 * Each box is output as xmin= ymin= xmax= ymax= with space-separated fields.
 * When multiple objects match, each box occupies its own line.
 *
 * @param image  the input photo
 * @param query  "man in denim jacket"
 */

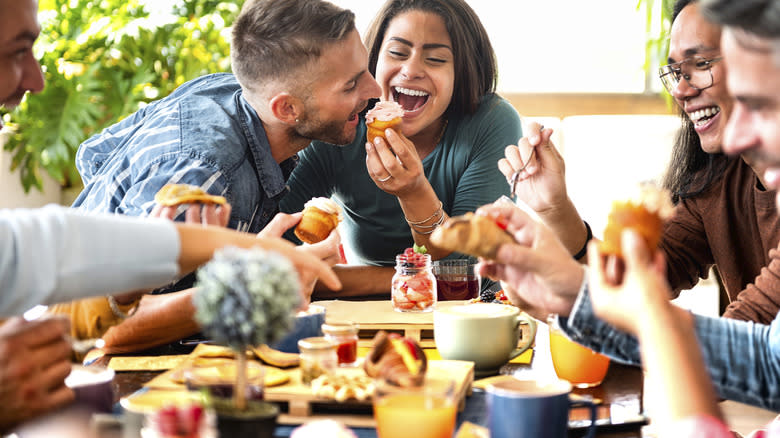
xmin=478 ymin=0 xmax=780 ymax=413
xmin=72 ymin=0 xmax=380 ymax=234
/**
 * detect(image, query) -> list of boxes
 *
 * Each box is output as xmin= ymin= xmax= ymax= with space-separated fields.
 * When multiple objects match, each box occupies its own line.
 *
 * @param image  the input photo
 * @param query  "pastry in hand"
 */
xmin=430 ymin=212 xmax=515 ymax=260
xmin=365 ymin=100 xmax=404 ymax=144
xmin=600 ymin=185 xmax=674 ymax=257
xmin=154 ymin=183 xmax=226 ymax=207
xmin=363 ymin=331 xmax=427 ymax=387
xmin=294 ymin=197 xmax=342 ymax=244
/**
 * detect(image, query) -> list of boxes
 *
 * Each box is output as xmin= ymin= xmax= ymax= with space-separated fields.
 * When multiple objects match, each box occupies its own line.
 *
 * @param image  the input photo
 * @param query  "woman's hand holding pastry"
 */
xmin=365 ymin=128 xmax=427 ymax=197
xmin=588 ymin=229 xmax=672 ymax=336
xmin=498 ymin=122 xmax=567 ymax=213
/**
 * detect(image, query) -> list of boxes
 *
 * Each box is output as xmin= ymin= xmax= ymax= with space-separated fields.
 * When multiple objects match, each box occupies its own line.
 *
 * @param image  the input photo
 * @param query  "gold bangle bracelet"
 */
xmin=410 ymin=212 xmax=446 ymax=234
xmin=405 ymin=201 xmax=443 ymax=225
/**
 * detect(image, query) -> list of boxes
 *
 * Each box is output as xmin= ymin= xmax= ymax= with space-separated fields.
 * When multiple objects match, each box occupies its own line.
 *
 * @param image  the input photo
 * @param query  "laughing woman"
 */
xmin=280 ymin=0 xmax=522 ymax=298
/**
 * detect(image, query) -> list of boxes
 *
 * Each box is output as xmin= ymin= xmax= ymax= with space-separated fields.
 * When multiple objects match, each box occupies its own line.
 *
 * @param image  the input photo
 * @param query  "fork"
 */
xmin=509 ymin=125 xmax=543 ymax=197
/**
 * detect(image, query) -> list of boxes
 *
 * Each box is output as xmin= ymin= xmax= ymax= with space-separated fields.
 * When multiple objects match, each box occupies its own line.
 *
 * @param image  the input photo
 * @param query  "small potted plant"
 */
xmin=193 ymin=246 xmax=301 ymax=437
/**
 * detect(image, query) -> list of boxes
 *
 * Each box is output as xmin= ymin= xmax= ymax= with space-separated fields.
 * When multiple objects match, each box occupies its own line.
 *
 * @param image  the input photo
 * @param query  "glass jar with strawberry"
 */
xmin=391 ymin=245 xmax=437 ymax=313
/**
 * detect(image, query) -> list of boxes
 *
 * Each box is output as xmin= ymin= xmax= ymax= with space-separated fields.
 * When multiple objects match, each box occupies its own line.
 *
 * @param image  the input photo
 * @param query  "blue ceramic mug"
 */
xmin=271 ymin=305 xmax=326 ymax=353
xmin=486 ymin=377 xmax=597 ymax=438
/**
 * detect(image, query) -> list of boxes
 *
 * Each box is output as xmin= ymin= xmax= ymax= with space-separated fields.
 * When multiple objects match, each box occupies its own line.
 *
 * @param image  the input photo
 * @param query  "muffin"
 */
xmin=294 ymin=197 xmax=342 ymax=244
xmin=600 ymin=185 xmax=674 ymax=257
xmin=365 ymin=100 xmax=404 ymax=144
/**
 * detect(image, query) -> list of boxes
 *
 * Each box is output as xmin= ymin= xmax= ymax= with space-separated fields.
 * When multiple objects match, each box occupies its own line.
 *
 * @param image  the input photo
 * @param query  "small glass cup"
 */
xmin=141 ymin=401 xmax=217 ymax=438
xmin=432 ymin=259 xmax=481 ymax=301
xmin=298 ymin=336 xmax=337 ymax=385
xmin=373 ymin=376 xmax=457 ymax=438
xmin=548 ymin=315 xmax=610 ymax=388
xmin=322 ymin=321 xmax=359 ymax=367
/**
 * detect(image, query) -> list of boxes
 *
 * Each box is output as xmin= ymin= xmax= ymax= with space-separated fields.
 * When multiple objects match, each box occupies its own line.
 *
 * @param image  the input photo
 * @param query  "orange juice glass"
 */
xmin=548 ymin=316 xmax=610 ymax=388
xmin=373 ymin=377 xmax=456 ymax=438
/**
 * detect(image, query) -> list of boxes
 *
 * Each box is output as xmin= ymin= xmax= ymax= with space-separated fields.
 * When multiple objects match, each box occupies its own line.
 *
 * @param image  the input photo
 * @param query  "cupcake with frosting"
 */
xmin=365 ymin=100 xmax=404 ymax=144
xmin=294 ymin=197 xmax=343 ymax=244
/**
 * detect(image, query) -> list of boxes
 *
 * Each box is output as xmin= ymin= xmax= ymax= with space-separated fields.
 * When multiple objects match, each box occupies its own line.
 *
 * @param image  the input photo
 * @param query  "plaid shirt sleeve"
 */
xmin=73 ymin=102 xmax=229 ymax=219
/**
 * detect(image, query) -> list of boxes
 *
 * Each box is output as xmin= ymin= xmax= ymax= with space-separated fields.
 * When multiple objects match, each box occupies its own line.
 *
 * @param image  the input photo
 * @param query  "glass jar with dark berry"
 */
xmin=391 ymin=248 xmax=436 ymax=312
xmin=322 ymin=321 xmax=359 ymax=367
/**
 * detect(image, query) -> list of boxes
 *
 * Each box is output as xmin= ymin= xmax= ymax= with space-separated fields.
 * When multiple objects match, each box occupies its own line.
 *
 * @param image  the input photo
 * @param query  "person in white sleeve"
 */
xmin=0 ymin=1 xmax=340 ymax=429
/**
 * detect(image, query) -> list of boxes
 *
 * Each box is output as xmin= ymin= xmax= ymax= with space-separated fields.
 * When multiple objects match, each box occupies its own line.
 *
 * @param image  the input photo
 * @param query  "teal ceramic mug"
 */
xmin=433 ymin=303 xmax=537 ymax=374
xmin=486 ymin=377 xmax=597 ymax=438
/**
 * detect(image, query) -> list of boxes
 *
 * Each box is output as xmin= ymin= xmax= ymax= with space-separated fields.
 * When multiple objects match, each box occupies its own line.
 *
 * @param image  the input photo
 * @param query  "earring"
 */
xmin=295 ymin=118 xmax=299 ymax=123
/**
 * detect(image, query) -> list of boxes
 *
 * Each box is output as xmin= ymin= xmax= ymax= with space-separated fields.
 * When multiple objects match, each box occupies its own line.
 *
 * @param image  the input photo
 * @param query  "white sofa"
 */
xmin=523 ymin=114 xmax=719 ymax=317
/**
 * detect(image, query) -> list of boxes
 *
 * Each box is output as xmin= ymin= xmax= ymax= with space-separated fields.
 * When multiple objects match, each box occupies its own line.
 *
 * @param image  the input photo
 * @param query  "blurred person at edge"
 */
xmin=477 ymin=0 xmax=780 ymax=436
xmin=0 ymin=0 xmax=340 ymax=430
xmin=503 ymin=0 xmax=780 ymax=324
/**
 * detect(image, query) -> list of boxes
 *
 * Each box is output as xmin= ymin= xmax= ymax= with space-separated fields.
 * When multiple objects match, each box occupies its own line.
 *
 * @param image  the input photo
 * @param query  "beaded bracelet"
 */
xmin=572 ymin=221 xmax=593 ymax=260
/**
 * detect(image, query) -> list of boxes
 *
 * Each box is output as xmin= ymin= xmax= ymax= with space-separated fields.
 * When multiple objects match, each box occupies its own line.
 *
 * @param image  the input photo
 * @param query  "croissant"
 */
xmin=154 ymin=183 xmax=226 ymax=207
xmin=363 ymin=331 xmax=426 ymax=387
xmin=430 ymin=212 xmax=515 ymax=260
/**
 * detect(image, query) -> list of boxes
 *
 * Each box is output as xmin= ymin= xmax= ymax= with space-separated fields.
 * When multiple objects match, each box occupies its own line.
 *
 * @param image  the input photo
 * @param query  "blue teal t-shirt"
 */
xmin=280 ymin=93 xmax=522 ymax=266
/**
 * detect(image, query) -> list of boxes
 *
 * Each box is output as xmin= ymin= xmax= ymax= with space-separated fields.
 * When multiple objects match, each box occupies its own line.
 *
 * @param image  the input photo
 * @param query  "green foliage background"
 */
xmin=1 ymin=0 xmax=245 ymax=192
xmin=638 ymin=0 xmax=675 ymax=104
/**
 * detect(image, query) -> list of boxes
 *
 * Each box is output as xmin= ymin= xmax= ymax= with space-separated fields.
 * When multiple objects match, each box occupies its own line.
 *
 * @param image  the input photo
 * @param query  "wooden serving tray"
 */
xmin=266 ymin=360 xmax=474 ymax=427
xmin=131 ymin=359 xmax=474 ymax=428
xmin=314 ymin=300 xmax=470 ymax=348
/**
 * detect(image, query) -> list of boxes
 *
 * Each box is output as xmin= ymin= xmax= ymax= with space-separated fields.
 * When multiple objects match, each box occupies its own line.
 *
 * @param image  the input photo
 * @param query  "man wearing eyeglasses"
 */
xmin=502 ymin=0 xmax=780 ymax=324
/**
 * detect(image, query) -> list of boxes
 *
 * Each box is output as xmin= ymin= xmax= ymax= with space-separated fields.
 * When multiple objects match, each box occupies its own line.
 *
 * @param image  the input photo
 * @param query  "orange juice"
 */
xmin=549 ymin=328 xmax=610 ymax=388
xmin=374 ymin=393 xmax=456 ymax=438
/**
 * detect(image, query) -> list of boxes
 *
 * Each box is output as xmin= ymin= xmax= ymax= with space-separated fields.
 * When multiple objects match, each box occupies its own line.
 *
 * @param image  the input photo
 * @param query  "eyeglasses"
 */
xmin=658 ymin=55 xmax=723 ymax=94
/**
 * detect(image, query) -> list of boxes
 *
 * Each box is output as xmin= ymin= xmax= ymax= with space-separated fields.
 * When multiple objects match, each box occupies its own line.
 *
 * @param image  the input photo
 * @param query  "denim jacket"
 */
xmin=72 ymin=73 xmax=296 ymax=233
xmin=560 ymin=269 xmax=780 ymax=411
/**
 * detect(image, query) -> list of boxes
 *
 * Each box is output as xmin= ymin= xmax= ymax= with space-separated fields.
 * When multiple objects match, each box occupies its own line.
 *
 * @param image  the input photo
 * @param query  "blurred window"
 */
xmin=333 ymin=0 xmax=650 ymax=93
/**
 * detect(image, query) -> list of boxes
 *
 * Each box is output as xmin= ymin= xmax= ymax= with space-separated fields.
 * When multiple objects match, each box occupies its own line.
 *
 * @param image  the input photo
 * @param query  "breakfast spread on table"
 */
xmin=153 ymin=183 xmax=227 ymax=207
xmin=429 ymin=212 xmax=515 ymax=260
xmin=365 ymin=100 xmax=404 ymax=144
xmin=109 ymin=201 xmax=646 ymax=433
xmin=294 ymin=197 xmax=343 ymax=244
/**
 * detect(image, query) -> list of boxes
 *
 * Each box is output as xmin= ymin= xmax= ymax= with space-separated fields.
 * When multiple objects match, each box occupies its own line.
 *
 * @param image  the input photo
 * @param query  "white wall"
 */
xmin=0 ymin=132 xmax=61 ymax=209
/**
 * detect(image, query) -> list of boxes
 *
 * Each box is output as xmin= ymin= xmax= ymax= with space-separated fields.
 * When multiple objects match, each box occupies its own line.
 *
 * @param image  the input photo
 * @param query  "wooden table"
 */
xmin=95 ymin=352 xmax=645 ymax=436
xmin=83 ymin=301 xmax=646 ymax=437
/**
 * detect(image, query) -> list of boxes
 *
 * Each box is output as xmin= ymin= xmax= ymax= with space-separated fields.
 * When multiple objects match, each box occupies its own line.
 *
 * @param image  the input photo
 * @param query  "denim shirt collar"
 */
xmin=235 ymin=92 xmax=296 ymax=202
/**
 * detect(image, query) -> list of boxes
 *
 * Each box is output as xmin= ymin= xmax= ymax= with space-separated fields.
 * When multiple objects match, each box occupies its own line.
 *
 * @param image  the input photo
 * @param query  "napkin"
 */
xmin=108 ymin=355 xmax=188 ymax=371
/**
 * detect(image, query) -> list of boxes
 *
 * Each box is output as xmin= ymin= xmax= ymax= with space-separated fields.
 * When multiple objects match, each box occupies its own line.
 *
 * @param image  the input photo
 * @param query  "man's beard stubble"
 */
xmin=293 ymin=115 xmax=354 ymax=146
